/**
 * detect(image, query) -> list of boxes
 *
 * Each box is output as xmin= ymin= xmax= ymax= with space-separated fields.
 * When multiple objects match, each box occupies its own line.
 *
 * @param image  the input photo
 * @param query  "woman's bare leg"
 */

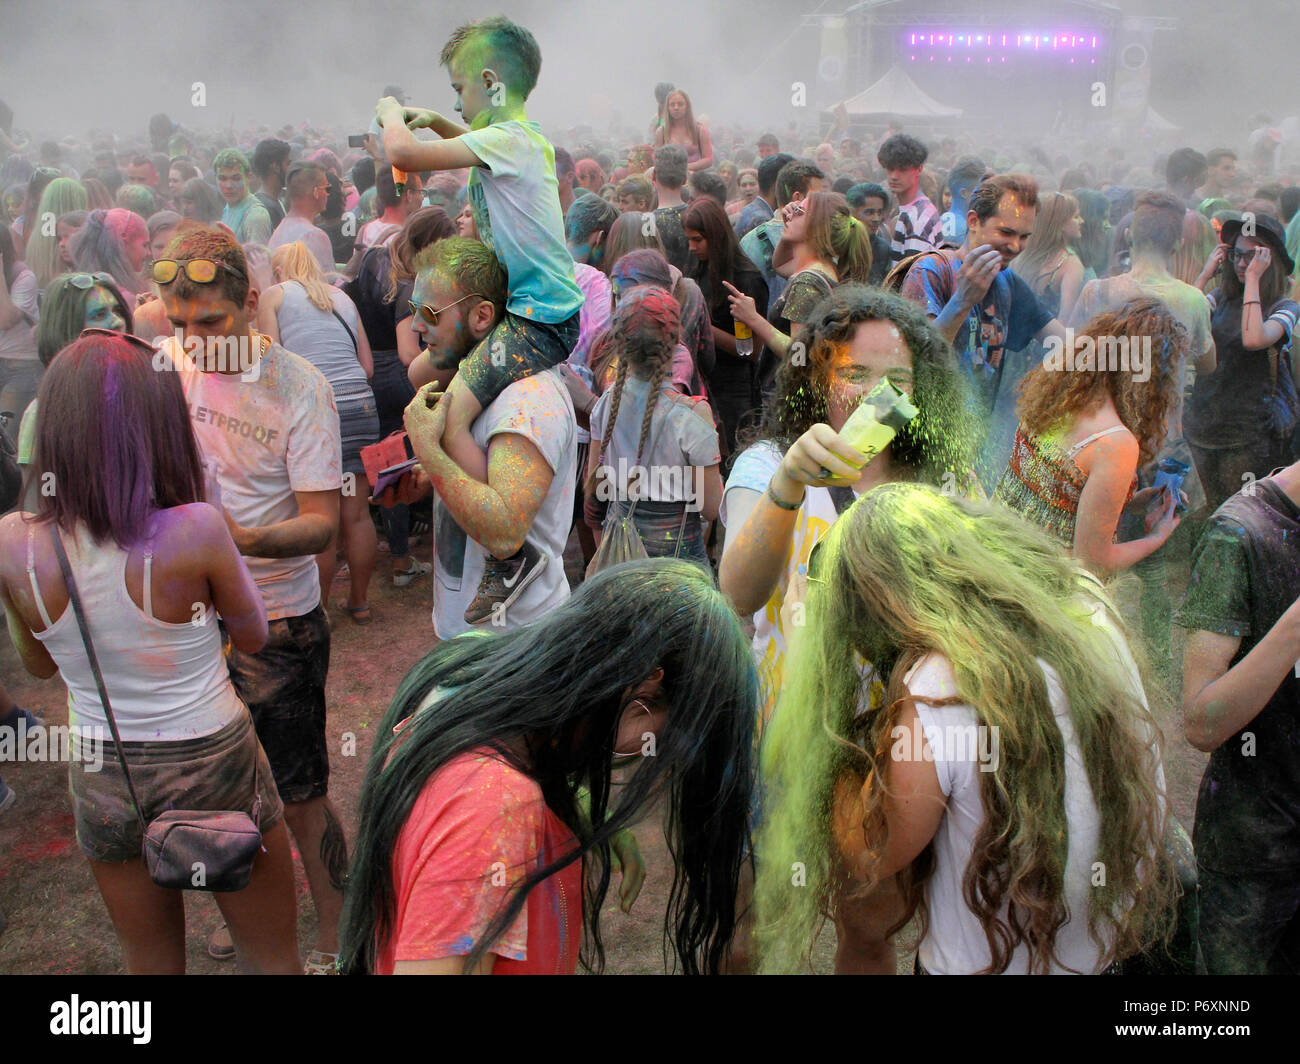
xmin=88 ymin=859 xmax=187 ymax=974
xmin=213 ymin=820 xmax=302 ymax=974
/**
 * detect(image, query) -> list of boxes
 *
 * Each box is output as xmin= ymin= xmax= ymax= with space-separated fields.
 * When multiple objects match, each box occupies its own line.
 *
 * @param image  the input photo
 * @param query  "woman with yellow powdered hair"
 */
xmin=755 ymin=484 xmax=1180 ymax=974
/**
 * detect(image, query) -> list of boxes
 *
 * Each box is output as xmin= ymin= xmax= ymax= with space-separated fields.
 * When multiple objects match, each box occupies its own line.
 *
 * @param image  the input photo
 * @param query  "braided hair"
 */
xmin=584 ymin=286 xmax=681 ymax=497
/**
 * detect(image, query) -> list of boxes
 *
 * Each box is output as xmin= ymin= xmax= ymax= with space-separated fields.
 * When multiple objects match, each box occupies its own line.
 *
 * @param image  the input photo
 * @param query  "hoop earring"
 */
xmin=613 ymin=698 xmax=655 ymax=757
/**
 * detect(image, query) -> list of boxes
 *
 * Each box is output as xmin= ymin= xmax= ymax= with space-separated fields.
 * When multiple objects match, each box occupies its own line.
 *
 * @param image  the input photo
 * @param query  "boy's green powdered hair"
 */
xmin=212 ymin=148 xmax=251 ymax=175
xmin=440 ymin=16 xmax=542 ymax=100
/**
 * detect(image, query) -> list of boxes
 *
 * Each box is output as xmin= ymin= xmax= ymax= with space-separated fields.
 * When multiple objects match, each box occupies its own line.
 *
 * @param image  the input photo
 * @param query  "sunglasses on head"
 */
xmin=152 ymin=258 xmax=248 ymax=285
xmin=78 ymin=327 xmax=156 ymax=354
xmin=408 ymin=291 xmax=483 ymax=326
xmin=65 ymin=272 xmax=118 ymax=291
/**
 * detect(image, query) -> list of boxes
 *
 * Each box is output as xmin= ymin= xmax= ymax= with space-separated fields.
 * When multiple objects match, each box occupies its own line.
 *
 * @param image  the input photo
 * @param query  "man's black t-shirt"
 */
xmin=1175 ymin=477 xmax=1300 ymax=872
xmin=255 ymin=190 xmax=285 ymax=231
xmin=351 ymin=245 xmax=412 ymax=352
xmin=869 ymin=232 xmax=890 ymax=286
xmin=653 ymin=204 xmax=694 ymax=275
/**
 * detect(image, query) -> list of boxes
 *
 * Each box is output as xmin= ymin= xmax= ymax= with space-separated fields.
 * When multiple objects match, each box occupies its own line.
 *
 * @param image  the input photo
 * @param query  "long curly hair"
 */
xmin=754 ymin=484 xmax=1177 ymax=974
xmin=749 ymin=284 xmax=977 ymax=486
xmin=1016 ymin=297 xmax=1187 ymax=466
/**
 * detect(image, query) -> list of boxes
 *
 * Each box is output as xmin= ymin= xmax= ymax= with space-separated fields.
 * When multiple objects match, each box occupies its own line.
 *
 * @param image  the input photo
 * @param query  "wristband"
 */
xmin=766 ymin=482 xmax=803 ymax=511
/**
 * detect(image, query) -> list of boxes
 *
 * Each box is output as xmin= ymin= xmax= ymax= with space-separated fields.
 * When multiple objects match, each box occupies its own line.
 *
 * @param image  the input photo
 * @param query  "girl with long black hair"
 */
xmin=340 ymin=559 xmax=757 ymax=975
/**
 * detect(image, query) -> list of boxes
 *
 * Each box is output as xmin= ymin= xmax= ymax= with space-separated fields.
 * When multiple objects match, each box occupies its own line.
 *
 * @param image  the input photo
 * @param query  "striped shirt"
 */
xmin=889 ymin=195 xmax=942 ymax=264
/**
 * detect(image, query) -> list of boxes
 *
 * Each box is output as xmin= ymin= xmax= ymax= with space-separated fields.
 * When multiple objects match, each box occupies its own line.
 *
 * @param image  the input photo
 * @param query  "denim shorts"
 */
xmin=69 ymin=710 xmax=283 ymax=863
xmin=222 ymin=605 xmax=331 ymax=803
xmin=457 ymin=312 xmax=581 ymax=408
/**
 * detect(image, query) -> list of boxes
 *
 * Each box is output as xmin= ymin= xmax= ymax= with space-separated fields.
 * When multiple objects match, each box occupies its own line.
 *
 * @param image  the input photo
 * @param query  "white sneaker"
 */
xmin=393 ymin=559 xmax=432 ymax=587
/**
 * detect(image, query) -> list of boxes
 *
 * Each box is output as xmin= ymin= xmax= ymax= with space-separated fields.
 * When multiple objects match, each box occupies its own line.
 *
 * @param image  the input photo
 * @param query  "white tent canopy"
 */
xmin=1143 ymin=105 xmax=1181 ymax=132
xmin=834 ymin=65 xmax=963 ymax=118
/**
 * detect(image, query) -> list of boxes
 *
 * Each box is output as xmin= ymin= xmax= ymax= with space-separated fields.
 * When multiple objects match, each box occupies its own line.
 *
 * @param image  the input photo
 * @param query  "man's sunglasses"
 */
xmin=408 ymin=291 xmax=483 ymax=326
xmin=152 ymin=258 xmax=248 ymax=285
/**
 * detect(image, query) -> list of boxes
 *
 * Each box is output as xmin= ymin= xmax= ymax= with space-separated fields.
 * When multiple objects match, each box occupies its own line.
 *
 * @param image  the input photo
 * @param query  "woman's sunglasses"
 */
xmin=64 ymin=272 xmax=118 ymax=291
xmin=151 ymin=257 xmax=248 ymax=285
xmin=78 ymin=327 xmax=156 ymax=354
xmin=408 ymin=291 xmax=483 ymax=326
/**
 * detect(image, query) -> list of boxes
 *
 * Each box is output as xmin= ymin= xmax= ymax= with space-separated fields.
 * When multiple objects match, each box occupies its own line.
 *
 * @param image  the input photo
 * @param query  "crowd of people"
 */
xmin=2 ymin=16 xmax=1299 ymax=976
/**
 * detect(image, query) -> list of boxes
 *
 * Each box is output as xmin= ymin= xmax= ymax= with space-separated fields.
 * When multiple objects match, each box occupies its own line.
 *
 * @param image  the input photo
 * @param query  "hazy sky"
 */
xmin=1 ymin=0 xmax=1293 ymax=147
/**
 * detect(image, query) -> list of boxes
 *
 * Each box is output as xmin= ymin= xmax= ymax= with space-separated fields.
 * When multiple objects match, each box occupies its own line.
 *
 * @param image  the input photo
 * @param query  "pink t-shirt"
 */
xmin=571 ymin=262 xmax=611 ymax=369
xmin=378 ymin=747 xmax=583 ymax=975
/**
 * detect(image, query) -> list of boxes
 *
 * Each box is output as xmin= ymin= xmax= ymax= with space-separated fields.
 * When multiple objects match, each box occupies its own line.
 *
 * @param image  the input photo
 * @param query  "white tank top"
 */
xmin=26 ymin=521 xmax=245 ymax=742
xmin=908 ymin=601 xmax=1164 ymax=974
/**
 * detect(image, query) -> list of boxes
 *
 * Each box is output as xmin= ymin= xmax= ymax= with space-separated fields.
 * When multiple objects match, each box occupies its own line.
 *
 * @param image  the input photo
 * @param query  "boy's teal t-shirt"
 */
xmin=459 ymin=120 xmax=583 ymax=324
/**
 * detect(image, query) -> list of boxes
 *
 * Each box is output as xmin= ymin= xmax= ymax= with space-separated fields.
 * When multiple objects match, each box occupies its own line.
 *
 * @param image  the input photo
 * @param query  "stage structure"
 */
xmin=807 ymin=0 xmax=1176 ymax=131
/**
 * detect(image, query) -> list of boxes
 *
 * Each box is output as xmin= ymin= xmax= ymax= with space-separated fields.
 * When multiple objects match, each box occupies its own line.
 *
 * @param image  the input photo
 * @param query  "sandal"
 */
xmin=338 ymin=602 xmax=373 ymax=625
xmin=207 ymin=922 xmax=236 ymax=962
xmin=304 ymin=949 xmax=339 ymax=975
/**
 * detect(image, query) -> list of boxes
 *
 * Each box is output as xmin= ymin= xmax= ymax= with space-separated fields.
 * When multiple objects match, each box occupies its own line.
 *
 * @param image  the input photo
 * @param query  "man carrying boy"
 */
xmin=376 ymin=16 xmax=583 ymax=623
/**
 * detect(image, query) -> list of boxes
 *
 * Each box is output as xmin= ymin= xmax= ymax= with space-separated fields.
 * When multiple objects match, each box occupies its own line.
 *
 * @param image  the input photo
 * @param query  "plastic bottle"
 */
xmin=734 ymin=319 xmax=753 ymax=357
xmin=837 ymin=377 xmax=919 ymax=468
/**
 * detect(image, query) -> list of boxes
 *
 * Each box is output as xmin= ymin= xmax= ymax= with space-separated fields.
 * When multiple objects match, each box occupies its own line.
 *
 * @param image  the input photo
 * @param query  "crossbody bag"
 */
xmin=52 ymin=527 xmax=264 ymax=892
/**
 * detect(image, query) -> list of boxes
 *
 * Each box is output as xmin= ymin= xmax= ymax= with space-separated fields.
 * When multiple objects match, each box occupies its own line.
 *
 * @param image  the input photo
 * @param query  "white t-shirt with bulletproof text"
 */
xmin=165 ymin=336 xmax=342 ymax=620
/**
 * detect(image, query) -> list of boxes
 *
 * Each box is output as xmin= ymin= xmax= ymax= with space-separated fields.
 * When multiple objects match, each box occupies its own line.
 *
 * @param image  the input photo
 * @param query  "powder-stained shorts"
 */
xmin=337 ymin=393 xmax=381 ymax=479
xmin=457 ymin=311 xmax=581 ymax=409
xmin=69 ymin=711 xmax=284 ymax=864
xmin=223 ymin=605 xmax=331 ymax=804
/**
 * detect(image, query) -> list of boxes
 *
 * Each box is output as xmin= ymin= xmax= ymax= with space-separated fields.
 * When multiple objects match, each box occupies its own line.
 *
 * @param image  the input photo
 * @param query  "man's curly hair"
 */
xmin=750 ymin=283 xmax=978 ymax=486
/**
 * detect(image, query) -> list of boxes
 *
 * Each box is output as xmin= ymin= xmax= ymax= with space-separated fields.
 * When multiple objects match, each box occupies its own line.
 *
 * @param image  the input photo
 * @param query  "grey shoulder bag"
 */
xmin=52 ymin=527 xmax=264 ymax=892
